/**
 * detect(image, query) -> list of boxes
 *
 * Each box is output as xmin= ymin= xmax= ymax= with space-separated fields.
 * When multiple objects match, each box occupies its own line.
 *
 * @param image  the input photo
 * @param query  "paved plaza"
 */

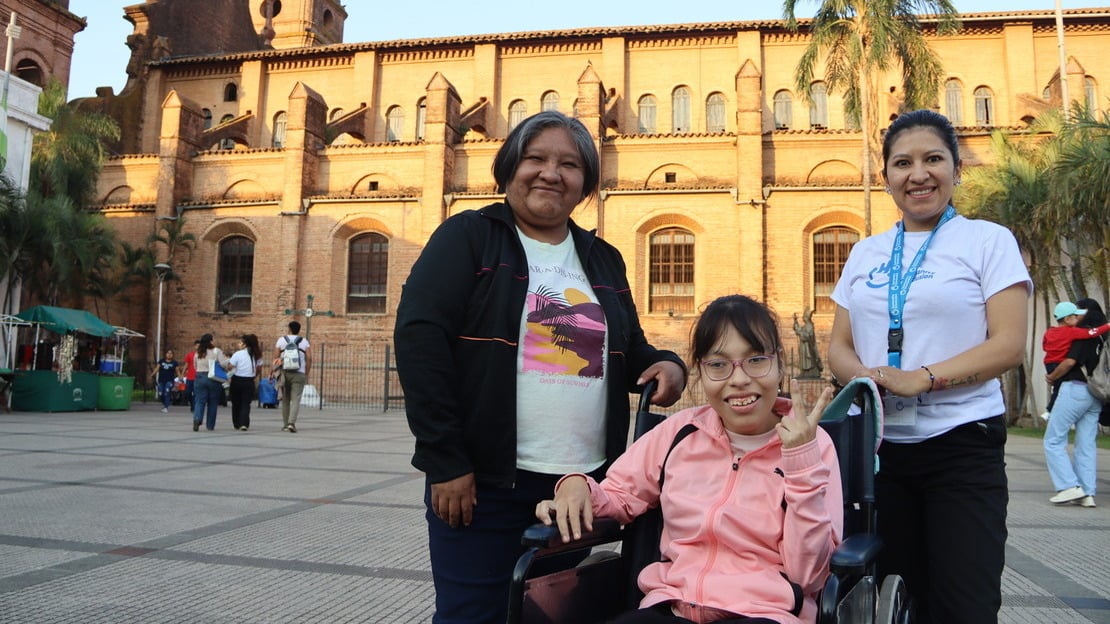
xmin=0 ymin=400 xmax=1107 ymax=623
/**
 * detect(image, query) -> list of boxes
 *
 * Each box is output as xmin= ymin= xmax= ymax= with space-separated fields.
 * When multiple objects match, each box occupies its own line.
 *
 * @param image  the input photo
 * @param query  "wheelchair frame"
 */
xmin=508 ymin=377 xmax=911 ymax=624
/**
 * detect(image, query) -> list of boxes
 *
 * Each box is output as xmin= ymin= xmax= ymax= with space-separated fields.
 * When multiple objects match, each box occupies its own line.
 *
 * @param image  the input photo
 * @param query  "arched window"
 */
xmin=944 ymin=79 xmax=963 ymax=125
xmin=218 ymin=114 xmax=235 ymax=150
xmin=706 ymin=92 xmax=726 ymax=133
xmin=773 ymin=91 xmax=793 ymax=129
xmin=637 ymin=95 xmax=657 ymax=133
xmin=224 ymin=82 xmax=238 ymax=102
xmin=416 ymin=97 xmax=427 ymax=141
xmin=672 ymin=86 xmax=691 ymax=133
xmin=348 ymin=233 xmax=389 ymax=314
xmin=330 ymin=108 xmax=345 ymax=121
xmin=508 ymin=100 xmax=527 ymax=132
xmin=649 ymin=228 xmax=695 ymax=314
xmin=813 ymin=226 xmax=859 ymax=314
xmin=1085 ymin=77 xmax=1098 ymax=111
xmin=974 ymin=86 xmax=994 ymax=125
xmin=541 ymin=91 xmax=560 ymax=112
xmin=386 ymin=106 xmax=404 ymax=142
xmin=14 ymin=59 xmax=43 ymax=86
xmin=809 ymin=82 xmax=828 ymax=128
xmin=218 ymin=236 xmax=254 ymax=313
xmin=272 ymin=111 xmax=287 ymax=148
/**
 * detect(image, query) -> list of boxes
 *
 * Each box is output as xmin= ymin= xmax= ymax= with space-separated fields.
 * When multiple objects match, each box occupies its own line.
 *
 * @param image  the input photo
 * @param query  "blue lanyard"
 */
xmin=887 ymin=205 xmax=956 ymax=367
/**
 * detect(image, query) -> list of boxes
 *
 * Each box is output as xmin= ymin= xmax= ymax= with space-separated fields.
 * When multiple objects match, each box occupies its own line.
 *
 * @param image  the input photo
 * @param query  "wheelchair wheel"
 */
xmin=877 ymin=574 xmax=911 ymax=624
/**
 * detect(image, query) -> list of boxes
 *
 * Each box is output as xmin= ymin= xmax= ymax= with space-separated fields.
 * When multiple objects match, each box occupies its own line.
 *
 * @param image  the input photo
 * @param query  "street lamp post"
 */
xmin=154 ymin=263 xmax=171 ymax=362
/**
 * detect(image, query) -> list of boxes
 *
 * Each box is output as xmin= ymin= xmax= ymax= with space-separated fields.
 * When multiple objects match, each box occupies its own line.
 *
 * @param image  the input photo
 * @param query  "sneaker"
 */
xmin=1075 ymin=496 xmax=1096 ymax=508
xmin=161 ymin=407 xmax=168 ymax=413
xmin=1050 ymin=486 xmax=1086 ymax=504
xmin=281 ymin=425 xmax=290 ymax=432
xmin=287 ymin=424 xmax=297 ymax=433
xmin=1039 ymin=411 xmax=1050 ymax=421
xmin=193 ymin=422 xmax=200 ymax=432
xmin=240 ymin=426 xmax=248 ymax=432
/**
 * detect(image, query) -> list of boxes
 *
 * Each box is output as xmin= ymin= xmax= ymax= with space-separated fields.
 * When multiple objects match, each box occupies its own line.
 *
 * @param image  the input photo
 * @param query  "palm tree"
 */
xmin=1050 ymin=107 xmax=1110 ymax=302
xmin=30 ymin=80 xmax=120 ymax=209
xmin=785 ymin=0 xmax=960 ymax=235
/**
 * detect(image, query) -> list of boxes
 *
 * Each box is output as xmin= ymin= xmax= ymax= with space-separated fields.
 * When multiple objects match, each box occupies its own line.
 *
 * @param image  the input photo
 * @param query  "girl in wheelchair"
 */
xmin=536 ymin=295 xmax=842 ymax=624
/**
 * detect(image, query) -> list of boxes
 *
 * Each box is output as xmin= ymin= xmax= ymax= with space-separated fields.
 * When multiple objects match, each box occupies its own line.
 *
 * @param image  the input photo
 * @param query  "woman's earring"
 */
xmin=954 ymin=178 xmax=962 ymax=186
xmin=884 ymin=187 xmax=892 ymax=194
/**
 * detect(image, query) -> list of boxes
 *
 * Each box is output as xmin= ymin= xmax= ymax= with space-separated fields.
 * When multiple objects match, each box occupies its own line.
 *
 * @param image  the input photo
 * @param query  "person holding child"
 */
xmin=537 ymin=295 xmax=840 ymax=624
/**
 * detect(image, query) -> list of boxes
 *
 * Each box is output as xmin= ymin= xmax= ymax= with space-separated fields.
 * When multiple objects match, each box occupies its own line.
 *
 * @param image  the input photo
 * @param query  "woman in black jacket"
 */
xmin=395 ymin=111 xmax=686 ymax=624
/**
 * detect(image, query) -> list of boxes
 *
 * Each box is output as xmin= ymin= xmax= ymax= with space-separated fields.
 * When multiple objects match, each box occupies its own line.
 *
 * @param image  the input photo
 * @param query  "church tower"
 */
xmin=250 ymin=0 xmax=347 ymax=49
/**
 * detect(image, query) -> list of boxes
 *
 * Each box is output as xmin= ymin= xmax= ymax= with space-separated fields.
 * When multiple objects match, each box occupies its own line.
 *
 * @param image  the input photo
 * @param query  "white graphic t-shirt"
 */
xmin=515 ymin=228 xmax=608 ymax=474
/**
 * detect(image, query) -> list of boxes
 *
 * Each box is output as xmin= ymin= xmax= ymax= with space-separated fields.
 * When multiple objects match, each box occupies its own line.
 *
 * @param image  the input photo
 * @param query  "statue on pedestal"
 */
xmin=793 ymin=309 xmax=823 ymax=379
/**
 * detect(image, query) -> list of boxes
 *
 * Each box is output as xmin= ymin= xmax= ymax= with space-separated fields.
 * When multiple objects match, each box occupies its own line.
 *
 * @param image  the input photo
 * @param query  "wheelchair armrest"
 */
xmin=521 ymin=517 xmax=623 ymax=554
xmin=829 ymin=533 xmax=882 ymax=576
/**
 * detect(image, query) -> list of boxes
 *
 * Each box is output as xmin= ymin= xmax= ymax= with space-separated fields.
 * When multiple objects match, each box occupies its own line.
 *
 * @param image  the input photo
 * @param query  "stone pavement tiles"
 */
xmin=0 ymin=403 xmax=1108 ymax=622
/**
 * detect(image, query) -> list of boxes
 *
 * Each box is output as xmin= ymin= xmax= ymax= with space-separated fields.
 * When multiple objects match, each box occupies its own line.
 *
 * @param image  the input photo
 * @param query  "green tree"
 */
xmin=30 ymin=80 xmax=120 ymax=208
xmin=785 ymin=0 xmax=960 ymax=235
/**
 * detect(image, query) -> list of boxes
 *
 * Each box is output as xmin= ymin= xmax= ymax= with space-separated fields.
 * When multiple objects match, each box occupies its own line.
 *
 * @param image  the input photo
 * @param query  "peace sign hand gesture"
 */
xmin=775 ymin=379 xmax=834 ymax=449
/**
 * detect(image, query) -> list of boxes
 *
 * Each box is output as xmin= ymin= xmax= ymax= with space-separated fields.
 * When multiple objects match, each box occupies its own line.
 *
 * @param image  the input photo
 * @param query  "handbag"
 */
xmin=208 ymin=359 xmax=228 ymax=382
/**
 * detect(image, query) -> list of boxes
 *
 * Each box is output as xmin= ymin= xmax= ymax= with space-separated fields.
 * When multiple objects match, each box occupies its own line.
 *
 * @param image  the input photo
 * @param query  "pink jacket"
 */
xmin=572 ymin=404 xmax=843 ymax=624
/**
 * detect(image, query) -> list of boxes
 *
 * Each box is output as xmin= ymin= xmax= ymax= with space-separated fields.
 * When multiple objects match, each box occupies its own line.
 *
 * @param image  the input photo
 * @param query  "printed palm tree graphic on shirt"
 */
xmin=523 ymin=285 xmax=605 ymax=378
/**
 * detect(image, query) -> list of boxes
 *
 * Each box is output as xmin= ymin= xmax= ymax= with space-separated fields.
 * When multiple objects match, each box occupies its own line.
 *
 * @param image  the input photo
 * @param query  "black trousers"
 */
xmin=229 ymin=376 xmax=256 ymax=429
xmin=876 ymin=415 xmax=1008 ymax=624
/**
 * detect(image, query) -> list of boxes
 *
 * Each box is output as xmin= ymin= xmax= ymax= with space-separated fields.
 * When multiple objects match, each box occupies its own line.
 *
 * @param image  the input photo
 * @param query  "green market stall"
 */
xmin=9 ymin=306 xmax=140 ymax=412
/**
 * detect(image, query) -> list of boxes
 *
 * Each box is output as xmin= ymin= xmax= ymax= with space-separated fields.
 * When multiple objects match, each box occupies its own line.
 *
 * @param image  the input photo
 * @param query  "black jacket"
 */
xmin=394 ymin=202 xmax=685 ymax=487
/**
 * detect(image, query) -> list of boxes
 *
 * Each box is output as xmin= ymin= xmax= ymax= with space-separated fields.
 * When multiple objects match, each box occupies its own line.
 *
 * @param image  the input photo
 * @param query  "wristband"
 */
xmin=920 ymin=365 xmax=936 ymax=391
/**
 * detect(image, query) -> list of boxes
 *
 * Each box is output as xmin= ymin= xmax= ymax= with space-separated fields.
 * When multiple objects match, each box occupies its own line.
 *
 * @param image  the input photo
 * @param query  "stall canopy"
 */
xmin=15 ymin=306 xmax=117 ymax=338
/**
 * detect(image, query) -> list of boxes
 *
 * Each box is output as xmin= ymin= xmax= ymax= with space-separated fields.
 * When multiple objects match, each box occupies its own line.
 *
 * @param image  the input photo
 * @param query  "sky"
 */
xmin=66 ymin=0 xmax=1108 ymax=100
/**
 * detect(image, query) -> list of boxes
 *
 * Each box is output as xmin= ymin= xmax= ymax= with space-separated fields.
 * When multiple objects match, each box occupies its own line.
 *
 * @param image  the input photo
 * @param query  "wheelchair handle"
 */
xmin=637 ymin=378 xmax=658 ymax=414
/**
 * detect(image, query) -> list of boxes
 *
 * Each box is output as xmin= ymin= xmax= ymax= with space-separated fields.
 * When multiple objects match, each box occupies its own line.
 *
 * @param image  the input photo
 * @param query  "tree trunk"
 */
xmin=858 ymin=21 xmax=873 ymax=237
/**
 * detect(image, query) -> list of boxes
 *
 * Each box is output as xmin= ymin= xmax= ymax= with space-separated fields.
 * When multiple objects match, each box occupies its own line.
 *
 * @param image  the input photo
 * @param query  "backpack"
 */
xmin=1088 ymin=336 xmax=1110 ymax=404
xmin=281 ymin=336 xmax=303 ymax=371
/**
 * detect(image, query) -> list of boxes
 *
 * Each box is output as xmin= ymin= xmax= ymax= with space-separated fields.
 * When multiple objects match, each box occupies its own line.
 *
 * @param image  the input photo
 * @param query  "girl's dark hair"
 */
xmin=242 ymin=334 xmax=262 ymax=361
xmin=690 ymin=295 xmax=783 ymax=373
xmin=1076 ymin=298 xmax=1107 ymax=328
xmin=196 ymin=334 xmax=213 ymax=355
xmin=492 ymin=110 xmax=600 ymax=201
xmin=881 ymin=109 xmax=961 ymax=176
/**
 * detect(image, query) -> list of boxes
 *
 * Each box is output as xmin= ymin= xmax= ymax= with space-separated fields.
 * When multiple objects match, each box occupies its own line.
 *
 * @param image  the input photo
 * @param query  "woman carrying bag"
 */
xmin=193 ymin=333 xmax=231 ymax=431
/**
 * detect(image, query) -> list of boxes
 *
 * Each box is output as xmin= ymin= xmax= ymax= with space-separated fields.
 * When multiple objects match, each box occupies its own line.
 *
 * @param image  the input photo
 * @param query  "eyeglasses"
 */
xmin=699 ymin=354 xmax=776 ymax=381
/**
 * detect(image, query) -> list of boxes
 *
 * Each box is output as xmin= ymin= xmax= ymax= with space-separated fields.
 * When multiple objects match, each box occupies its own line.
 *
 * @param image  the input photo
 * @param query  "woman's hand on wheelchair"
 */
xmin=535 ymin=475 xmax=593 ymax=543
xmin=776 ymin=380 xmax=834 ymax=449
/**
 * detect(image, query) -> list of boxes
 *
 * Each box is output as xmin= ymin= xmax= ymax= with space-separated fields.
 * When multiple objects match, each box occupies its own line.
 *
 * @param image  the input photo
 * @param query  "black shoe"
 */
xmin=193 ymin=422 xmax=200 ymax=432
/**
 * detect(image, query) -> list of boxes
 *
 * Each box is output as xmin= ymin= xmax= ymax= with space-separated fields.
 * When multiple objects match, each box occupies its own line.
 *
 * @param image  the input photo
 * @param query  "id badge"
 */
xmin=882 ymin=393 xmax=918 ymax=426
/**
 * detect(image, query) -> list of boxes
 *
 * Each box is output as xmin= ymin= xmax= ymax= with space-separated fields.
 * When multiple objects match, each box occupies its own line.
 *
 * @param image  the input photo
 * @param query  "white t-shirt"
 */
xmin=275 ymin=335 xmax=310 ymax=373
xmin=831 ymin=215 xmax=1031 ymax=442
xmin=229 ymin=349 xmax=260 ymax=378
xmin=515 ymin=228 xmax=608 ymax=474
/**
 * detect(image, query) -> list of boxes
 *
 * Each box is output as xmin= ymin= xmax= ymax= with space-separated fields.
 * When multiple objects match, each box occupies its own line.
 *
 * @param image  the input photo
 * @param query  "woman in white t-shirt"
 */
xmin=192 ymin=333 xmax=231 ymax=432
xmin=228 ymin=334 xmax=263 ymax=431
xmin=827 ymin=109 xmax=1031 ymax=623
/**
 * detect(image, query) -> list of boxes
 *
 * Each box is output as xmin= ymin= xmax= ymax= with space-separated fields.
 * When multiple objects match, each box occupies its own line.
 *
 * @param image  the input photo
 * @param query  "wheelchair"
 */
xmin=507 ymin=377 xmax=911 ymax=624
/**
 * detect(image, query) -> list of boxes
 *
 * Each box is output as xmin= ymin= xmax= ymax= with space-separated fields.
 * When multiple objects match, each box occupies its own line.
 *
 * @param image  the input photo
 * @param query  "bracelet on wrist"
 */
xmin=920 ymin=365 xmax=936 ymax=391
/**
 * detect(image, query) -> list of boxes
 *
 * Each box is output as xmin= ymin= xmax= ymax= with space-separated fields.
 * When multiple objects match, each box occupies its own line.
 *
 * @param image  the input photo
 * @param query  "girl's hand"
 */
xmin=535 ymin=475 xmax=592 ymax=543
xmin=776 ymin=380 xmax=834 ymax=449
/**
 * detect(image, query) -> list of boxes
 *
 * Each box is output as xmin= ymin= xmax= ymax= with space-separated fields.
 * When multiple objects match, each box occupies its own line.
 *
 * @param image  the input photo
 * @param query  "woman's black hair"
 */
xmin=690 ymin=295 xmax=783 ymax=373
xmin=492 ymin=110 xmax=600 ymax=202
xmin=1076 ymin=298 xmax=1107 ymax=328
xmin=881 ymin=109 xmax=961 ymax=177
xmin=242 ymin=334 xmax=262 ymax=361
